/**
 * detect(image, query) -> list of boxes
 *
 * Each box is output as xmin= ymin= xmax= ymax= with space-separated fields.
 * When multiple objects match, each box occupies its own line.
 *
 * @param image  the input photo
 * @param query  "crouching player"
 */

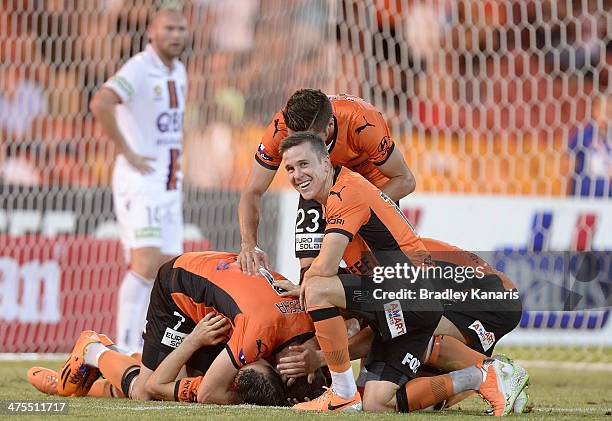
xmin=28 ymin=251 xmax=323 ymax=406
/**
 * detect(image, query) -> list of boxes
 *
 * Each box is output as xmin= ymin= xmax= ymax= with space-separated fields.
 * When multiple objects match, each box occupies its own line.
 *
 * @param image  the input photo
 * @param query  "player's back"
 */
xmin=170 ymin=251 xmax=314 ymax=366
xmin=256 ymin=94 xmax=394 ymax=188
xmin=325 ymin=167 xmax=427 ymax=266
xmin=420 ymin=238 xmax=516 ymax=289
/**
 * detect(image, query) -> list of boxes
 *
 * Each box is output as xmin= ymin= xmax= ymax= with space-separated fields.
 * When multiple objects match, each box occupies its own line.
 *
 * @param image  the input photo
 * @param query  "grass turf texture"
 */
xmin=1 ymin=360 xmax=610 ymax=420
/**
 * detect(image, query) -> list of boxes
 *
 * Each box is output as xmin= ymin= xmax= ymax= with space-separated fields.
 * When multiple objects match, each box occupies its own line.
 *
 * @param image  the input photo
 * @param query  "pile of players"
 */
xmin=27 ymin=7 xmax=530 ymax=416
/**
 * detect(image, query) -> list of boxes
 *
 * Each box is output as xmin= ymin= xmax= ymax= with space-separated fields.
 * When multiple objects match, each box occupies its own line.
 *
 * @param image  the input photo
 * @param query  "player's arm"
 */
xmin=145 ymin=314 xmax=230 ymax=400
xmin=238 ymin=162 xmax=276 ymax=274
xmin=90 ymin=83 xmax=154 ymax=174
xmin=376 ymin=146 xmax=416 ymax=201
xmin=303 ymin=233 xmax=349 ymax=281
xmin=196 ymin=349 xmax=240 ymax=404
xmin=353 ymin=109 xmax=416 ymax=200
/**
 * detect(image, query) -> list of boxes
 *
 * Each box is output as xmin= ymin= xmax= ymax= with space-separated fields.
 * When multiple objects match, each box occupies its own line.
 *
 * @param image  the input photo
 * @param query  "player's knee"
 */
xmin=362 ymin=391 xmax=395 ymax=412
xmin=130 ymin=253 xmax=164 ymax=280
xmin=304 ymin=277 xmax=330 ymax=307
xmin=142 ymin=376 xmax=162 ymax=400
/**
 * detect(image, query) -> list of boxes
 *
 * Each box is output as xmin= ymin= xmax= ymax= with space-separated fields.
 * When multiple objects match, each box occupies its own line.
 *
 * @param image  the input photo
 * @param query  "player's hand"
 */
xmin=237 ymin=245 xmax=269 ymax=275
xmin=276 ymin=345 xmax=323 ymax=379
xmin=189 ymin=312 xmax=231 ymax=347
xmin=273 ymin=279 xmax=300 ymax=297
xmin=123 ymin=150 xmax=155 ymax=174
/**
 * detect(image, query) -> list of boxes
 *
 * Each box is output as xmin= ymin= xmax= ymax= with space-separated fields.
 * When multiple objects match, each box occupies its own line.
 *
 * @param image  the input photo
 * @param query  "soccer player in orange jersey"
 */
xmin=238 ymin=89 xmax=416 ymax=274
xmin=29 ymin=252 xmax=320 ymax=406
xmin=278 ymin=132 xmax=528 ymax=414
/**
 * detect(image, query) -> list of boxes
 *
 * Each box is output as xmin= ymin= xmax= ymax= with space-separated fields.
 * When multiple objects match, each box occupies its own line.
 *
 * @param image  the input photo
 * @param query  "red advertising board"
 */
xmin=0 ymin=234 xmax=210 ymax=353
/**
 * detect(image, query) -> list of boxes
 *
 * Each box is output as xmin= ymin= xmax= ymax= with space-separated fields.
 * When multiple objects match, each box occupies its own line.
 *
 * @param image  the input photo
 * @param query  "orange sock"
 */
xmin=396 ymin=375 xmax=454 ymax=412
xmin=308 ymin=306 xmax=350 ymax=372
xmin=87 ymin=378 xmax=125 ymax=398
xmin=429 ymin=335 xmax=486 ymax=372
xmin=98 ymin=350 xmax=140 ymax=395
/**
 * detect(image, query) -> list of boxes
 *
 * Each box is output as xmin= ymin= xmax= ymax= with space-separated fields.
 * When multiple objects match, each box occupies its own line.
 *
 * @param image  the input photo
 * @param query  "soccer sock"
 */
xmin=308 ymin=306 xmax=355 ymax=399
xmin=449 ymin=365 xmax=483 ymax=393
xmin=117 ymin=271 xmax=153 ymax=353
xmin=83 ymin=342 xmax=109 ymax=368
xmin=429 ymin=335 xmax=486 ymax=372
xmin=97 ymin=349 xmax=140 ymax=395
xmin=397 ymin=375 xmax=454 ymax=412
xmin=87 ymin=378 xmax=125 ymax=398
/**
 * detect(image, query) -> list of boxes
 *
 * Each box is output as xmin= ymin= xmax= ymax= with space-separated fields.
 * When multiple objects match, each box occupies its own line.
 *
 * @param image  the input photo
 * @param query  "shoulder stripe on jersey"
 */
xmin=167 ymin=80 xmax=178 ymax=109
xmin=255 ymin=153 xmax=279 ymax=170
xmin=373 ymin=142 xmax=395 ymax=166
xmin=225 ymin=344 xmax=241 ymax=369
xmin=325 ymin=228 xmax=354 ymax=241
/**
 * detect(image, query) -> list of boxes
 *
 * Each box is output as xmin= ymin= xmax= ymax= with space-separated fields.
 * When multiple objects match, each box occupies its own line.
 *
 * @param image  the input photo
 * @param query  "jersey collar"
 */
xmin=145 ymin=44 xmax=178 ymax=73
xmin=326 ymin=116 xmax=339 ymax=154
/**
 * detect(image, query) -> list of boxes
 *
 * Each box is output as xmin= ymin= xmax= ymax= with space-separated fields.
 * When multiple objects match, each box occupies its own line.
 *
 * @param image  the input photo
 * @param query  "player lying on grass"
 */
xmin=275 ymin=235 xmax=529 ymax=413
xmin=278 ymin=131 xmax=528 ymax=415
xmin=28 ymin=252 xmax=327 ymax=405
xmin=239 ymin=89 xmax=416 ymax=274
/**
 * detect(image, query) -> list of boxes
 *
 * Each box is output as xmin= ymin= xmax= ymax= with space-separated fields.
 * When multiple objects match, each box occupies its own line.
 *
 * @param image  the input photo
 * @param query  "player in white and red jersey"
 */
xmin=90 ymin=6 xmax=188 ymax=353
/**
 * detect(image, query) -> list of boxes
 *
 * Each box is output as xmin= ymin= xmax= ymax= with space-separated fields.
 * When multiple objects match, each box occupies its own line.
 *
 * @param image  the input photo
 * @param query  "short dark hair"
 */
xmin=279 ymin=131 xmax=329 ymax=161
xmin=286 ymin=368 xmax=329 ymax=402
xmin=282 ymin=89 xmax=333 ymax=132
xmin=234 ymin=365 xmax=288 ymax=407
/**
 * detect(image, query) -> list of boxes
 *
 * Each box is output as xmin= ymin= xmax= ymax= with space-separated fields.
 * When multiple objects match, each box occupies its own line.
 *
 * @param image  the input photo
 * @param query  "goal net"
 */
xmin=1 ymin=0 xmax=610 ymax=363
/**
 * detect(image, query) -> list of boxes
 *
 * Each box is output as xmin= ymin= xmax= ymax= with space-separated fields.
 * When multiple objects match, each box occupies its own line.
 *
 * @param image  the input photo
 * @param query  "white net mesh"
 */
xmin=0 ymin=0 xmax=610 ymax=361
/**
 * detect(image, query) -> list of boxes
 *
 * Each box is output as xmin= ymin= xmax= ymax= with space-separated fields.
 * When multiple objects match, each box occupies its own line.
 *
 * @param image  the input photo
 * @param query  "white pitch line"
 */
xmin=518 ymin=359 xmax=612 ymax=371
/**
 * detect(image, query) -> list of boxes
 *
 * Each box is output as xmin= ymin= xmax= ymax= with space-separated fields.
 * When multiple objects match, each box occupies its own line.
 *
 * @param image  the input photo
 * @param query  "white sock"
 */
xmin=83 ymin=342 xmax=109 ymax=368
xmin=330 ymin=367 xmax=357 ymax=399
xmin=450 ymin=365 xmax=484 ymax=393
xmin=116 ymin=271 xmax=153 ymax=354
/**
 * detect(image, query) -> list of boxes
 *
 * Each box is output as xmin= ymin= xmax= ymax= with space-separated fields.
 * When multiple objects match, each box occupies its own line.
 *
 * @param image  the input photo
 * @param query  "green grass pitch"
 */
xmin=1 ymin=360 xmax=610 ymax=420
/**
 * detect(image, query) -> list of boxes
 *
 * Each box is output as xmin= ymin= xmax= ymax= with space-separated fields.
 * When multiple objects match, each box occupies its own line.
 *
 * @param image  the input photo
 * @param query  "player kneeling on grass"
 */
xmin=28 ymin=251 xmax=326 ymax=405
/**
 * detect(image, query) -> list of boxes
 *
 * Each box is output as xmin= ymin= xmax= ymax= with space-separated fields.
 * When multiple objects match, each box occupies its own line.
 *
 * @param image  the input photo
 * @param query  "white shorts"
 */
xmin=112 ymin=187 xmax=184 ymax=260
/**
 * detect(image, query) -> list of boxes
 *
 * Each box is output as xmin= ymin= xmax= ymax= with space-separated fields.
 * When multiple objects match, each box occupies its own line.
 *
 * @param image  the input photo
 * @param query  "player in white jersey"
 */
xmin=90 ymin=7 xmax=189 ymax=353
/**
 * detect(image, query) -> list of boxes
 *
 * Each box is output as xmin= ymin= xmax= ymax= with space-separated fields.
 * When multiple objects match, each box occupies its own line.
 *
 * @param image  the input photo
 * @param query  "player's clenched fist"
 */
xmin=237 ymin=245 xmax=269 ymax=275
xmin=188 ymin=313 xmax=230 ymax=347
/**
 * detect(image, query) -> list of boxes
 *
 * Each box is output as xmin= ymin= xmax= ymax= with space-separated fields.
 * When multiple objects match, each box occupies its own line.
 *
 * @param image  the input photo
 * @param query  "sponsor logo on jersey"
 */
xmin=238 ymin=349 xmax=247 ymax=365
xmin=134 ymin=227 xmax=161 ymax=239
xmin=216 ymin=262 xmax=230 ymax=271
xmin=275 ymin=299 xmax=303 ymax=314
xmin=110 ymin=76 xmax=134 ymax=98
xmin=401 ymin=352 xmax=421 ymax=374
xmin=295 ymin=233 xmax=323 ymax=251
xmin=327 ymin=216 xmax=344 ymax=226
xmin=157 ymin=111 xmax=183 ymax=133
xmin=161 ymin=327 xmax=187 ymax=348
xmin=258 ymin=143 xmax=273 ymax=161
xmin=273 ymin=119 xmax=281 ymax=138
xmin=255 ymin=339 xmax=269 ymax=358
xmin=153 ymin=85 xmax=163 ymax=100
xmin=355 ymin=116 xmax=375 ymax=135
xmin=468 ymin=320 xmax=496 ymax=352
xmin=384 ymin=300 xmax=407 ymax=338
xmin=329 ymin=186 xmax=346 ymax=201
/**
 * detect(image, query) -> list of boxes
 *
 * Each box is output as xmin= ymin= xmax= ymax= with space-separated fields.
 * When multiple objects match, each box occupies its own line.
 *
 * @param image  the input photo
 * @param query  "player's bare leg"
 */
xmin=363 ymin=358 xmax=528 ymax=416
xmin=117 ymin=246 xmax=168 ymax=353
xmin=295 ymin=275 xmax=361 ymax=411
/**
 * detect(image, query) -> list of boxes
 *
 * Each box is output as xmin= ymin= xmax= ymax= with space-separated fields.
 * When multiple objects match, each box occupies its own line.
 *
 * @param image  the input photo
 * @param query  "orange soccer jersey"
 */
xmin=169 ymin=251 xmax=314 ymax=368
xmin=255 ymin=94 xmax=395 ymax=188
xmin=324 ymin=166 xmax=428 ymax=265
